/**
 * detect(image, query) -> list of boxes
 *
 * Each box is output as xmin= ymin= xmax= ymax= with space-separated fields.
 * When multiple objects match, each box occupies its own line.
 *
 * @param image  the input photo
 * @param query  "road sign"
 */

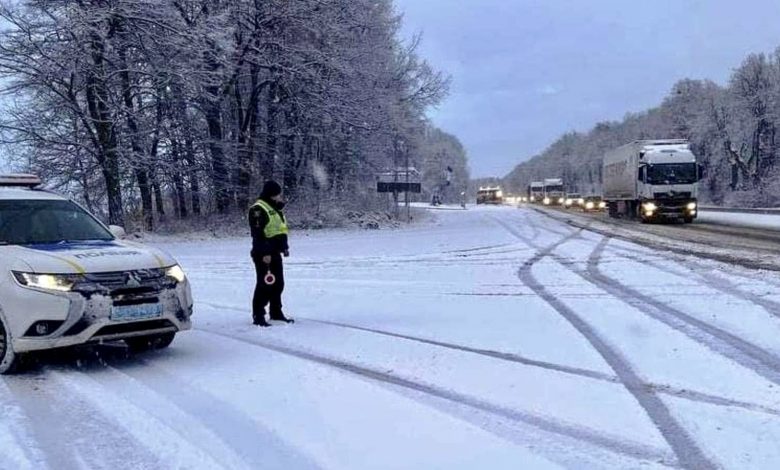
xmin=376 ymin=167 xmax=421 ymax=193
xmin=377 ymin=182 xmax=422 ymax=193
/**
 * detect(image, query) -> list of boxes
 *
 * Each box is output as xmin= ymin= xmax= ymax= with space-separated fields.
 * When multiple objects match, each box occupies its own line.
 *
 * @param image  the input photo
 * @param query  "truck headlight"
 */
xmin=585 ymin=202 xmax=595 ymax=209
xmin=598 ymin=201 xmax=607 ymax=209
xmin=543 ymin=197 xmax=551 ymax=205
xmin=687 ymin=202 xmax=697 ymax=210
xmin=165 ymin=265 xmax=187 ymax=283
xmin=13 ymin=272 xmax=78 ymax=292
xmin=642 ymin=202 xmax=657 ymax=211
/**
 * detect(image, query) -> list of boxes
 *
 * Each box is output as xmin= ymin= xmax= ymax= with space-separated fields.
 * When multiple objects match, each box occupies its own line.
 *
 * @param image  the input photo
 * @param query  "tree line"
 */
xmin=504 ymin=48 xmax=780 ymax=207
xmin=0 ymin=0 xmax=468 ymax=229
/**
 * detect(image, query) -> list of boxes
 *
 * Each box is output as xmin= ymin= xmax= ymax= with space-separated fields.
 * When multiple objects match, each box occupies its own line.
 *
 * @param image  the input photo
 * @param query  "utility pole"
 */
xmin=405 ymin=142 xmax=411 ymax=222
xmin=392 ymin=138 xmax=399 ymax=219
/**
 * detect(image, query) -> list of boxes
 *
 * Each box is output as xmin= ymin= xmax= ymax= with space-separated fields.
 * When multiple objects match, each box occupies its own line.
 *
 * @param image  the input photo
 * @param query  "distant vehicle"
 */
xmin=582 ymin=195 xmax=607 ymax=212
xmin=528 ymin=182 xmax=544 ymax=203
xmin=476 ymin=186 xmax=504 ymax=205
xmin=0 ymin=174 xmax=193 ymax=374
xmin=564 ymin=193 xmax=584 ymax=209
xmin=543 ymin=178 xmax=565 ymax=206
xmin=602 ymin=140 xmax=703 ymax=223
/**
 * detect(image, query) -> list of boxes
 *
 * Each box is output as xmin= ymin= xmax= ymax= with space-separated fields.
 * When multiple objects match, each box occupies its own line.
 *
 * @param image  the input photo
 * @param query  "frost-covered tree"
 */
xmin=0 ymin=0 xmax=452 ymax=228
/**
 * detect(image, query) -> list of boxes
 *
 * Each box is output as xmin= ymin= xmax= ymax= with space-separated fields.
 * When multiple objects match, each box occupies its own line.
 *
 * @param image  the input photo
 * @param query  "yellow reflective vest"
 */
xmin=251 ymin=199 xmax=289 ymax=238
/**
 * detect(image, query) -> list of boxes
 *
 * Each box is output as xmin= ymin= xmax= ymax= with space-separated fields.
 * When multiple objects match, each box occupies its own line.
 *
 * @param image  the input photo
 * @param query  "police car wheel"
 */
xmin=125 ymin=332 xmax=176 ymax=353
xmin=0 ymin=316 xmax=23 ymax=374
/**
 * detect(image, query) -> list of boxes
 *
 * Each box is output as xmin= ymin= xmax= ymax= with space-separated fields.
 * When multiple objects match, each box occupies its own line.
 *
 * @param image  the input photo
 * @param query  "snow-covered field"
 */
xmin=3 ymin=205 xmax=780 ymax=469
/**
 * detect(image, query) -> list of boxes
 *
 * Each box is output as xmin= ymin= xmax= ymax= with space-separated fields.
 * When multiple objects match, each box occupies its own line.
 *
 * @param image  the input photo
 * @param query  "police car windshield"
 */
xmin=0 ymin=199 xmax=113 ymax=245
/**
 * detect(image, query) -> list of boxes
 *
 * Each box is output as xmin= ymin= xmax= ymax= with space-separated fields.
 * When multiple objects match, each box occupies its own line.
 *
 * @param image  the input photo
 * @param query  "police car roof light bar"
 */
xmin=0 ymin=174 xmax=43 ymax=188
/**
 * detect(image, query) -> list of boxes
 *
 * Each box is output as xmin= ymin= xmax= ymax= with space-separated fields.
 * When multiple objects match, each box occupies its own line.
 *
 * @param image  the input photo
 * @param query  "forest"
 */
xmin=0 ymin=0 xmax=469 ymax=230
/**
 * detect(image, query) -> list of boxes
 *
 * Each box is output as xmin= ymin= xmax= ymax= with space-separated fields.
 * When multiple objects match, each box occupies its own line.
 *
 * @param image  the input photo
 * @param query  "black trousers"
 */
xmin=252 ymin=254 xmax=285 ymax=321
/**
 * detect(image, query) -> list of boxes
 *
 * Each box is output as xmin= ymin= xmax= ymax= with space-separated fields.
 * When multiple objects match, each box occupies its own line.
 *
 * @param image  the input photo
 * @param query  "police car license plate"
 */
xmin=111 ymin=303 xmax=163 ymax=321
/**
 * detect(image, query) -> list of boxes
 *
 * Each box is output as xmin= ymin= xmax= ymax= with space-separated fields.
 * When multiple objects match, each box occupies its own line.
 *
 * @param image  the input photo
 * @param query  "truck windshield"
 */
xmin=0 ymin=199 xmax=113 ymax=245
xmin=646 ymin=163 xmax=697 ymax=185
xmin=545 ymin=185 xmax=564 ymax=192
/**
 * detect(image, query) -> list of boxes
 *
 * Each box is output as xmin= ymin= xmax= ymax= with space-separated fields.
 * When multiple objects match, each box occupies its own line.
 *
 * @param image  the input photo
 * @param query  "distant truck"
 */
xmin=543 ymin=178 xmax=565 ymax=205
xmin=476 ymin=186 xmax=504 ymax=205
xmin=602 ymin=140 xmax=703 ymax=223
xmin=528 ymin=182 xmax=544 ymax=203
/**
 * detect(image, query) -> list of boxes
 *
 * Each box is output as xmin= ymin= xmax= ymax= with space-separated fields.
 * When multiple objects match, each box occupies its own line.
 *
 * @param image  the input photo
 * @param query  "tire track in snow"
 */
xmin=510 ymin=211 xmax=780 ymax=385
xmin=304 ymin=318 xmax=780 ymax=418
xmin=0 ymin=380 xmax=47 ymax=470
xmin=289 ymin=243 xmax=527 ymax=268
xmin=3 ymin=373 xmax=162 ymax=470
xmin=607 ymin=243 xmax=780 ymax=321
xmin=586 ymin=237 xmax=780 ymax=386
xmin=199 ymin=301 xmax=780 ymax=419
xmin=197 ymin=327 xmax=674 ymax=465
xmin=306 ymin=318 xmax=615 ymax=382
xmin=50 ymin=370 xmax=229 ymax=470
xmin=492 ymin=214 xmax=718 ymax=470
xmin=101 ymin=362 xmax=321 ymax=470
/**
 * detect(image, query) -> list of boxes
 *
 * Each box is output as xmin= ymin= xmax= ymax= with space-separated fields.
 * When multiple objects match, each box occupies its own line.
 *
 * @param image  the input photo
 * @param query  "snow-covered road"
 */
xmin=3 ymin=205 xmax=780 ymax=469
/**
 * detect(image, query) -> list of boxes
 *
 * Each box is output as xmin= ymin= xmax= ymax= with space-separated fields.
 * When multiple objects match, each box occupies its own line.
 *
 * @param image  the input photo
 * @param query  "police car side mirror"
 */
xmin=109 ymin=225 xmax=127 ymax=239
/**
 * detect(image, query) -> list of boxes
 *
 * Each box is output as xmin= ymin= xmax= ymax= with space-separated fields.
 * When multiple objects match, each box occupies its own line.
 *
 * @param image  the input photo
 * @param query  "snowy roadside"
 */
xmin=531 ymin=205 xmax=780 ymax=271
xmin=698 ymin=210 xmax=780 ymax=231
xmin=130 ymin=206 xmax=438 ymax=244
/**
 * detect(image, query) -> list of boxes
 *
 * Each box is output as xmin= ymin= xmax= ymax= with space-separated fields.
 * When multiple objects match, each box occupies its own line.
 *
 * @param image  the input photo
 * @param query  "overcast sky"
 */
xmin=394 ymin=0 xmax=780 ymax=177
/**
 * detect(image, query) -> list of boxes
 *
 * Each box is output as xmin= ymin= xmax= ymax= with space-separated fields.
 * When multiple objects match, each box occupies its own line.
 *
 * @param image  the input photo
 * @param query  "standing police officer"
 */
xmin=249 ymin=181 xmax=294 ymax=326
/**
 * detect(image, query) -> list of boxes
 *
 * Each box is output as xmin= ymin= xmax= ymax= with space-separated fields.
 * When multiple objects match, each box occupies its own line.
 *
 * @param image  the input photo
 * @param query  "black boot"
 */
xmin=270 ymin=312 xmax=294 ymax=324
xmin=253 ymin=316 xmax=271 ymax=327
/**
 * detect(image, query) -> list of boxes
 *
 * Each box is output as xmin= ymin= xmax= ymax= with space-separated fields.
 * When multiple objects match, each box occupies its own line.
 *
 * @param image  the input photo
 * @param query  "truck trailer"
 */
xmin=602 ymin=140 xmax=702 ymax=223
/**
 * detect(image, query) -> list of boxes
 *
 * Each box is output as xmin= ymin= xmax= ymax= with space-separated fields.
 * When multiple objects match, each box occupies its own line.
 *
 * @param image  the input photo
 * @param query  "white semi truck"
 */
xmin=543 ymin=178 xmax=565 ymax=206
xmin=528 ymin=181 xmax=544 ymax=203
xmin=602 ymin=140 xmax=703 ymax=223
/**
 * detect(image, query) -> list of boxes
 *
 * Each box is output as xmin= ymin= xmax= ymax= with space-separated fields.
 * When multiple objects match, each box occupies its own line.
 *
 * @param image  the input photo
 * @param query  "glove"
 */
xmin=283 ymin=250 xmax=290 ymax=258
xmin=262 ymin=255 xmax=272 ymax=265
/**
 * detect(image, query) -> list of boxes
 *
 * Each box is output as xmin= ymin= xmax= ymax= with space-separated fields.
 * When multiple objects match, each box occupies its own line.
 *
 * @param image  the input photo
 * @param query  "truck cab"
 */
xmin=528 ymin=182 xmax=544 ymax=203
xmin=476 ymin=186 xmax=504 ymax=205
xmin=603 ymin=140 xmax=702 ymax=223
xmin=543 ymin=178 xmax=565 ymax=206
xmin=638 ymin=147 xmax=700 ymax=222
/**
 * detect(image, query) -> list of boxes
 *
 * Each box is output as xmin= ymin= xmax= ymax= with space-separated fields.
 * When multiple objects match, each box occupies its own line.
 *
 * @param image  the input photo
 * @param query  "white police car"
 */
xmin=0 ymin=175 xmax=193 ymax=373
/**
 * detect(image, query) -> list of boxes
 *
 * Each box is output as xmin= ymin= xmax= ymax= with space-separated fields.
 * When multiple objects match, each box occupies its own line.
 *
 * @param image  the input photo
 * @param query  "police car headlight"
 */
xmin=13 ymin=272 xmax=78 ymax=292
xmin=165 ymin=265 xmax=187 ymax=283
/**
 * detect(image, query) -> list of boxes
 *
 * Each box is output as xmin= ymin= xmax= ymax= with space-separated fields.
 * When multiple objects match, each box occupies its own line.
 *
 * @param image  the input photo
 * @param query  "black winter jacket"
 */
xmin=249 ymin=199 xmax=289 ymax=258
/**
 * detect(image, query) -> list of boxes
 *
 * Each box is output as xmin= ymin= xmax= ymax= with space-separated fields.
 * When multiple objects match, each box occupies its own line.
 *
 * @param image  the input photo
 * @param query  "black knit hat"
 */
xmin=260 ymin=180 xmax=283 ymax=199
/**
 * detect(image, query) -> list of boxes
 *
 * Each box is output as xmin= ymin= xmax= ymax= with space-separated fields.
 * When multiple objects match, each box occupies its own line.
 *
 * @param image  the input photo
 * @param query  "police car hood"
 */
xmin=7 ymin=240 xmax=176 ymax=274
